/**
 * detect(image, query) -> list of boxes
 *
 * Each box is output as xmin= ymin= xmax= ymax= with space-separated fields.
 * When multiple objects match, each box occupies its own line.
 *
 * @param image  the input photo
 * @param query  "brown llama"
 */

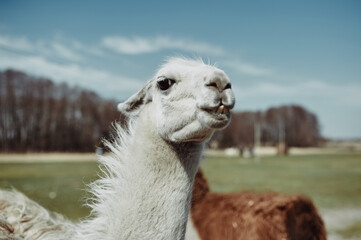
xmin=190 ymin=169 xmax=327 ymax=240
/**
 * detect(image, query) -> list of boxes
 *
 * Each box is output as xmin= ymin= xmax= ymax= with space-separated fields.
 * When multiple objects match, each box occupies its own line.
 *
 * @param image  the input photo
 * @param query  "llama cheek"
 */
xmin=155 ymin=108 xmax=199 ymax=142
xmin=198 ymin=91 xmax=220 ymax=108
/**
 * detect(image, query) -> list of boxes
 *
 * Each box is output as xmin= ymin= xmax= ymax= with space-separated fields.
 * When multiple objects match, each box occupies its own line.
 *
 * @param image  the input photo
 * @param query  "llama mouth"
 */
xmin=201 ymin=105 xmax=231 ymax=119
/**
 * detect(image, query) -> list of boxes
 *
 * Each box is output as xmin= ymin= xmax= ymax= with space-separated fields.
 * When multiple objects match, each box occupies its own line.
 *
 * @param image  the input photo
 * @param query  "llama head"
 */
xmin=118 ymin=58 xmax=235 ymax=142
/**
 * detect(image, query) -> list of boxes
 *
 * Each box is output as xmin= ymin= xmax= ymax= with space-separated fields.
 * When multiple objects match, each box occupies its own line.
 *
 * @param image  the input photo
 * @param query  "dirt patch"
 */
xmin=321 ymin=208 xmax=361 ymax=240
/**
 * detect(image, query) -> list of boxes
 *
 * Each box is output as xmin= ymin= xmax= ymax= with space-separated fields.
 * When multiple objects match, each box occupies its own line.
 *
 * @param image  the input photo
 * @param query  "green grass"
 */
xmin=0 ymin=161 xmax=98 ymax=219
xmin=0 ymin=152 xmax=361 ymax=222
xmin=201 ymin=153 xmax=361 ymax=208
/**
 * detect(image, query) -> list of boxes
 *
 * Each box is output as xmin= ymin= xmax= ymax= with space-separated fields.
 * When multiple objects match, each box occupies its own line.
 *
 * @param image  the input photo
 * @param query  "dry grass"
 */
xmin=0 ymin=153 xmax=97 ymax=163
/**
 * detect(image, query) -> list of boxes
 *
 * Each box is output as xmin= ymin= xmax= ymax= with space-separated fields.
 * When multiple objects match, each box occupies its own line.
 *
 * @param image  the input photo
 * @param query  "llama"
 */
xmin=189 ymin=169 xmax=327 ymax=240
xmin=0 ymin=58 xmax=235 ymax=240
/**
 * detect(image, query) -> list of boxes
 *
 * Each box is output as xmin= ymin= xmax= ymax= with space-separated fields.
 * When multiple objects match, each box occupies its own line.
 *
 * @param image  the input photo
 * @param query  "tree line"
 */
xmin=0 ymin=69 xmax=322 ymax=152
xmin=211 ymin=105 xmax=321 ymax=149
xmin=0 ymin=69 xmax=121 ymax=152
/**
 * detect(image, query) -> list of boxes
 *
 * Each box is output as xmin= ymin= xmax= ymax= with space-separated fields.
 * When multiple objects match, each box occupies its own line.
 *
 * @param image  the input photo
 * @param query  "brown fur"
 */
xmin=190 ymin=169 xmax=327 ymax=240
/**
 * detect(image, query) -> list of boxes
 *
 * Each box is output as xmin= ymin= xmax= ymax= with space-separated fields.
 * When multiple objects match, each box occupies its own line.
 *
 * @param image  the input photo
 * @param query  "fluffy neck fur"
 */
xmin=76 ymin=104 xmax=204 ymax=240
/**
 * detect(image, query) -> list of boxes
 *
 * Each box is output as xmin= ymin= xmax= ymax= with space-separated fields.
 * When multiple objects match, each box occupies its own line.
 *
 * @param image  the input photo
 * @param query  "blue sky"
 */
xmin=0 ymin=0 xmax=360 ymax=139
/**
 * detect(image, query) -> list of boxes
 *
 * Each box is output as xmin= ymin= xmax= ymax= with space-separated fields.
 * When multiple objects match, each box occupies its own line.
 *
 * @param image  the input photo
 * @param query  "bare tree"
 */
xmin=0 ymin=69 xmax=121 ymax=152
xmin=210 ymin=105 xmax=321 ymax=149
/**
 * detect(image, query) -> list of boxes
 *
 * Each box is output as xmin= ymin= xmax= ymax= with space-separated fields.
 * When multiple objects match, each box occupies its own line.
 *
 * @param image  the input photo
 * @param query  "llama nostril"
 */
xmin=206 ymin=79 xmax=231 ymax=92
xmin=206 ymin=82 xmax=218 ymax=89
xmin=224 ymin=83 xmax=231 ymax=90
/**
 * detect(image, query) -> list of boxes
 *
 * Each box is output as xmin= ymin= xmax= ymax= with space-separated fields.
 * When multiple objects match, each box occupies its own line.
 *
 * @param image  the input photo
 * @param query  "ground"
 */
xmin=0 ymin=149 xmax=360 ymax=239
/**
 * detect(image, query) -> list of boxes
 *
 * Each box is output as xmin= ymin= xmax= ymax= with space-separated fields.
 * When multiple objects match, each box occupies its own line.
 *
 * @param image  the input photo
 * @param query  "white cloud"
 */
xmin=0 ymin=50 xmax=142 ymax=97
xmin=71 ymin=40 xmax=104 ymax=57
xmin=0 ymin=35 xmax=34 ymax=51
xmin=51 ymin=42 xmax=83 ymax=61
xmin=222 ymin=59 xmax=274 ymax=77
xmin=101 ymin=35 xmax=225 ymax=55
xmin=0 ymin=34 xmax=105 ymax=63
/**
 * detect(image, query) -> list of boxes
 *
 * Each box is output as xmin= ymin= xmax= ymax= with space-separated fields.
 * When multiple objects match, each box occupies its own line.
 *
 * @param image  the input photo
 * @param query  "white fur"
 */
xmin=0 ymin=58 xmax=235 ymax=240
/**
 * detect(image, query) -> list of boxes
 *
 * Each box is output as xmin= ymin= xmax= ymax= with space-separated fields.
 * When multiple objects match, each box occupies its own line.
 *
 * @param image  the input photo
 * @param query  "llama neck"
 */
xmin=191 ymin=169 xmax=210 ymax=208
xmin=78 ymin=105 xmax=203 ymax=240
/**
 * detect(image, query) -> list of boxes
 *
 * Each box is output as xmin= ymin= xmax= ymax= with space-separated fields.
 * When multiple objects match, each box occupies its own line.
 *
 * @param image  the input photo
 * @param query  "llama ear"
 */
xmin=117 ymin=79 xmax=153 ymax=116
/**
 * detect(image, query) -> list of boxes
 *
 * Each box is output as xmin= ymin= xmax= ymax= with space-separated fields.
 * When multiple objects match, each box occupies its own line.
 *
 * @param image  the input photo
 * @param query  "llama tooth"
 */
xmin=217 ymin=105 xmax=224 ymax=114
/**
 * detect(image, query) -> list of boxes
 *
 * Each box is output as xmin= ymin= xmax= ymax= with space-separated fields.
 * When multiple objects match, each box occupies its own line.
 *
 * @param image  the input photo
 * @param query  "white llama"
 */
xmin=0 ymin=58 xmax=235 ymax=240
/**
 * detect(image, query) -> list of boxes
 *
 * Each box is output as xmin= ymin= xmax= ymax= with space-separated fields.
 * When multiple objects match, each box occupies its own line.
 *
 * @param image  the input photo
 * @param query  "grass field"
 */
xmin=203 ymin=153 xmax=361 ymax=208
xmin=1 ymin=151 xmax=361 ymax=239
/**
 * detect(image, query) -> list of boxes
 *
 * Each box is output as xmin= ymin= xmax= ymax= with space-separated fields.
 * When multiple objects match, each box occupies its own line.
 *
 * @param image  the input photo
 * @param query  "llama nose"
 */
xmin=221 ymin=90 xmax=235 ymax=109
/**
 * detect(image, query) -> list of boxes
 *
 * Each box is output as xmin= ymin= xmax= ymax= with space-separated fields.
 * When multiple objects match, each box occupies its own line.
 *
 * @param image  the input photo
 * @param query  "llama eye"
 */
xmin=157 ymin=78 xmax=175 ymax=91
